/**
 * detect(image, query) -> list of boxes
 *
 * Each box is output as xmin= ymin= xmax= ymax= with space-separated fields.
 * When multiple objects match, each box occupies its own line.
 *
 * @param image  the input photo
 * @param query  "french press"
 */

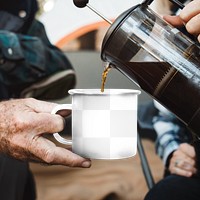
xmin=74 ymin=0 xmax=200 ymax=136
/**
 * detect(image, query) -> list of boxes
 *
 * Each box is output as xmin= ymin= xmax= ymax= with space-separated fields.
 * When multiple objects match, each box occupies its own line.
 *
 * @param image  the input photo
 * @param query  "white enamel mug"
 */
xmin=51 ymin=89 xmax=141 ymax=159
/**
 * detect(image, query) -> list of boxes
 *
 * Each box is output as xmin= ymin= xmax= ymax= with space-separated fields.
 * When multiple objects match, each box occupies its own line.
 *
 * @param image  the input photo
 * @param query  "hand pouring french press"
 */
xmin=74 ymin=0 xmax=200 ymax=136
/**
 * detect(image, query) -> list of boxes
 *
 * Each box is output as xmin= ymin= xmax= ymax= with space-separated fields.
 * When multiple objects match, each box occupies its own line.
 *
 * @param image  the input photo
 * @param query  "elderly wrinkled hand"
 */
xmin=163 ymin=0 xmax=200 ymax=42
xmin=169 ymin=143 xmax=197 ymax=177
xmin=0 ymin=98 xmax=91 ymax=168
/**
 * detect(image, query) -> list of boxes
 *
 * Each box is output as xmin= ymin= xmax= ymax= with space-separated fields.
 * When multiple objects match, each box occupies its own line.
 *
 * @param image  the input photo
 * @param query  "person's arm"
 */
xmin=26 ymin=19 xmax=74 ymax=74
xmin=153 ymin=101 xmax=185 ymax=165
xmin=0 ymin=98 xmax=91 ymax=168
xmin=0 ymin=20 xmax=76 ymax=96
xmin=153 ymin=101 xmax=192 ymax=170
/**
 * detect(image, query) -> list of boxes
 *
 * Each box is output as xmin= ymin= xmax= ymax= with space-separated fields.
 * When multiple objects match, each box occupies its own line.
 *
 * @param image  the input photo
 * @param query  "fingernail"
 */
xmin=82 ymin=161 xmax=91 ymax=168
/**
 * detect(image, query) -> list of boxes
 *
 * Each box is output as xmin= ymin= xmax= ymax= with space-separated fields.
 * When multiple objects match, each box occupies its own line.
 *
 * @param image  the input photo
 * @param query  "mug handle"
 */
xmin=51 ymin=104 xmax=72 ymax=145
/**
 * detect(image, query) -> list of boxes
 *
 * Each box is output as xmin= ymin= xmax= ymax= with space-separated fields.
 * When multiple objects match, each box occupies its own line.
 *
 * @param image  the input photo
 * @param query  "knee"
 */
xmin=144 ymin=176 xmax=178 ymax=200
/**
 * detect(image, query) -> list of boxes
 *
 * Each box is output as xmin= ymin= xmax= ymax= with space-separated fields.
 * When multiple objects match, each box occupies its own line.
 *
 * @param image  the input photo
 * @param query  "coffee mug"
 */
xmin=51 ymin=89 xmax=141 ymax=159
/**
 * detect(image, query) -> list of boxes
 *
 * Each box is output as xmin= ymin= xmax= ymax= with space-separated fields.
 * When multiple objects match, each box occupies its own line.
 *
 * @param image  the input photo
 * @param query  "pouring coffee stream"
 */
xmin=73 ymin=0 xmax=200 ymax=136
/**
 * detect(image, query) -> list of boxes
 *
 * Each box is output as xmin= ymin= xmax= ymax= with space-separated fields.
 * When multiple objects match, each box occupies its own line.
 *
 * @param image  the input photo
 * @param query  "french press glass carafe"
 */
xmin=101 ymin=0 xmax=200 ymax=135
xmin=73 ymin=0 xmax=200 ymax=136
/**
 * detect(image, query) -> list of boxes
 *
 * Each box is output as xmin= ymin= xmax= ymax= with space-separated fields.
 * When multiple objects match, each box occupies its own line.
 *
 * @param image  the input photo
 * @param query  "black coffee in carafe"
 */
xmin=101 ymin=3 xmax=200 ymax=135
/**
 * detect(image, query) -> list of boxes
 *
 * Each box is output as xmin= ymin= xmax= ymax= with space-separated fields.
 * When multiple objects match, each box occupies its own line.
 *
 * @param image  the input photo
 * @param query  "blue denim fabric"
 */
xmin=0 ymin=19 xmax=74 ymax=97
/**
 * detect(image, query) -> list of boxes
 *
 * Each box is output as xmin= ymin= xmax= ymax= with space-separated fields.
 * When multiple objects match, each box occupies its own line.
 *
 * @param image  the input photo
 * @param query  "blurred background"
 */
xmin=38 ymin=0 xmax=141 ymax=51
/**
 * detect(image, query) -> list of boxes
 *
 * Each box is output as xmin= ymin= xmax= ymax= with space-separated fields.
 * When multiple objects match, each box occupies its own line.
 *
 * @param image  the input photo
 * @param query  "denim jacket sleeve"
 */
xmin=0 ymin=19 xmax=74 ymax=88
xmin=26 ymin=19 xmax=73 ymax=73
xmin=0 ymin=31 xmax=24 ymax=62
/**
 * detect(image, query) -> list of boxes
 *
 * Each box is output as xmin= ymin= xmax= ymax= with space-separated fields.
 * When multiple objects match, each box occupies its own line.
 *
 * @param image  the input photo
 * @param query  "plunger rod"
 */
xmin=86 ymin=4 xmax=112 ymax=24
xmin=73 ymin=0 xmax=112 ymax=24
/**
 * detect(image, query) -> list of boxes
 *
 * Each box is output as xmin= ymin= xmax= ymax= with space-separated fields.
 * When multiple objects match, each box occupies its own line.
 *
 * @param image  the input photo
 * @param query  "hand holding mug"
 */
xmin=0 ymin=98 xmax=91 ymax=168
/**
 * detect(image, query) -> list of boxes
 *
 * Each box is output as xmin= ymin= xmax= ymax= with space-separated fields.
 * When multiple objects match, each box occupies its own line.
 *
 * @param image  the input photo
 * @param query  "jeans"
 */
xmin=144 ymin=174 xmax=200 ymax=200
xmin=0 ymin=154 xmax=36 ymax=200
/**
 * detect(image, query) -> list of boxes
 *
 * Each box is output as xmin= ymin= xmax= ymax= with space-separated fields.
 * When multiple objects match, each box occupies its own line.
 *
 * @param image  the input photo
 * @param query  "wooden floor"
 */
xmin=30 ymin=139 xmax=164 ymax=200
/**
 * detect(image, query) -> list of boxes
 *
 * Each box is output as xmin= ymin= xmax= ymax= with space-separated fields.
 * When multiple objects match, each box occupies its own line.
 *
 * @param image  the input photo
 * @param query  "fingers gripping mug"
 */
xmin=51 ymin=89 xmax=141 ymax=159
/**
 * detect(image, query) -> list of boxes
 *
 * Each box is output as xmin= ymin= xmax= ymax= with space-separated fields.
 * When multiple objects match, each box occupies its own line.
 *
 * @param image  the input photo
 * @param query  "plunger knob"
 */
xmin=73 ymin=0 xmax=89 ymax=8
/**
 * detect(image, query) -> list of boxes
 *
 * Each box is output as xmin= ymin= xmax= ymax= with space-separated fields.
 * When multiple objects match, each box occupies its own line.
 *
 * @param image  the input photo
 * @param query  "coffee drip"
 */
xmin=101 ymin=64 xmax=111 ymax=92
